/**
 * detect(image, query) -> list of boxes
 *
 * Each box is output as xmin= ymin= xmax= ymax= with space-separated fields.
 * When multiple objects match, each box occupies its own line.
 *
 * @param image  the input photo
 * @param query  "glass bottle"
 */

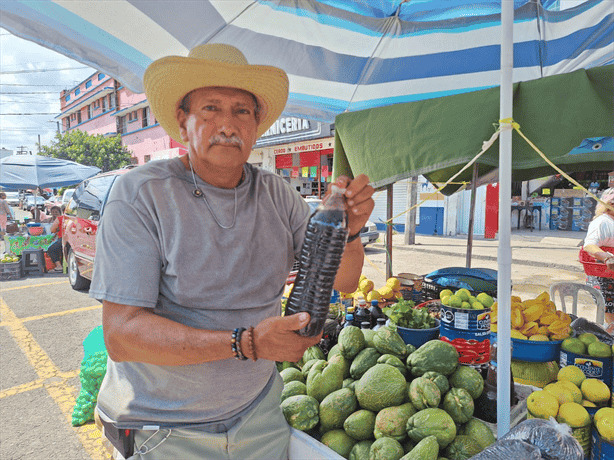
xmin=369 ymin=300 xmax=383 ymax=327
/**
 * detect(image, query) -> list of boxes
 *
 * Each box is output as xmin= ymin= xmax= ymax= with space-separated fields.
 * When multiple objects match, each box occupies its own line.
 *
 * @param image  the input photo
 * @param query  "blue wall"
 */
xmin=375 ymin=207 xmax=444 ymax=235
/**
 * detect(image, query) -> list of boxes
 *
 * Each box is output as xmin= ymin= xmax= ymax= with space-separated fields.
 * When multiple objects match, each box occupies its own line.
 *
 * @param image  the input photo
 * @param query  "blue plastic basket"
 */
xmin=396 ymin=320 xmax=440 ymax=348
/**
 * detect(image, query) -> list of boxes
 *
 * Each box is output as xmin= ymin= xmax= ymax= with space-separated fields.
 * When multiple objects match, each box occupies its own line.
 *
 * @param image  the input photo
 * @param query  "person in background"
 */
xmin=583 ymin=188 xmax=614 ymax=332
xmin=0 ymin=192 xmax=10 ymax=235
xmin=30 ymin=207 xmax=47 ymax=223
xmin=45 ymin=206 xmax=64 ymax=272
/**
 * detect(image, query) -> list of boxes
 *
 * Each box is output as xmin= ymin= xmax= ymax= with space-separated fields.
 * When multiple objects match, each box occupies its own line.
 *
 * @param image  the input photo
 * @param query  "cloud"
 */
xmin=1 ymin=29 xmax=95 ymax=152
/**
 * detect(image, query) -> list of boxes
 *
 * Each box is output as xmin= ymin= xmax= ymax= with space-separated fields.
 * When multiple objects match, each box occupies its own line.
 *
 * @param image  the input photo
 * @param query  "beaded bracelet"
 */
xmin=231 ymin=327 xmax=248 ymax=360
xmin=247 ymin=326 xmax=257 ymax=362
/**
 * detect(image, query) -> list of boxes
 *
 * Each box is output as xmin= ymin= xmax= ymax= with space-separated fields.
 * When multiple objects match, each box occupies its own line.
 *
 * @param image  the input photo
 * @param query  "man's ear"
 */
xmin=176 ymin=109 xmax=189 ymax=142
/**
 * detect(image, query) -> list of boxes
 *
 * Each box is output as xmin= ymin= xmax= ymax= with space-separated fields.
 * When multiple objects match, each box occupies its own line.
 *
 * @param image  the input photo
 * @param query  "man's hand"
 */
xmin=251 ymin=313 xmax=322 ymax=362
xmin=334 ymin=175 xmax=375 ymax=237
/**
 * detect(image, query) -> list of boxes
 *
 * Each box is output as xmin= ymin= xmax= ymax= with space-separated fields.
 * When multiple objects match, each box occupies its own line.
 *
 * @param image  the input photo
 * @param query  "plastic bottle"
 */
xmin=360 ymin=321 xmax=371 ymax=330
xmin=285 ymin=185 xmax=349 ymax=337
xmin=344 ymin=314 xmax=355 ymax=328
xmin=373 ymin=317 xmax=387 ymax=331
xmin=369 ymin=300 xmax=383 ymax=328
xmin=355 ymin=298 xmax=372 ymax=330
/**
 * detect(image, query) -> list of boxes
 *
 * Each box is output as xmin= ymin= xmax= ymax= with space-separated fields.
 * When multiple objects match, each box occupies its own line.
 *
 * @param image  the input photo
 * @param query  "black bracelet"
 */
xmin=231 ymin=327 xmax=248 ymax=360
xmin=346 ymin=231 xmax=361 ymax=243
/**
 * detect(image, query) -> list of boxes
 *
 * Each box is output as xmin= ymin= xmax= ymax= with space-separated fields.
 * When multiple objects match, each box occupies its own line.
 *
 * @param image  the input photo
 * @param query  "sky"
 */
xmin=0 ymin=0 xmax=586 ymax=155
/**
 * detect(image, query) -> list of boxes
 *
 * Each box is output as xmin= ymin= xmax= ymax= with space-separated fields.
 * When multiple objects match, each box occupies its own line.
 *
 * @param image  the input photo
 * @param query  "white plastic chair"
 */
xmin=549 ymin=282 xmax=606 ymax=326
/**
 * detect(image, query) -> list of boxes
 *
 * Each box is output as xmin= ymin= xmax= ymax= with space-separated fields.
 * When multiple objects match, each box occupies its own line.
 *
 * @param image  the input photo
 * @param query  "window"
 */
xmin=108 ymin=94 xmax=116 ymax=109
xmin=87 ymin=105 xmax=93 ymax=119
xmin=77 ymin=111 xmax=82 ymax=124
xmin=66 ymin=175 xmax=116 ymax=221
xmin=65 ymin=117 xmax=71 ymax=129
xmin=144 ymin=155 xmax=151 ymax=163
xmin=65 ymin=94 xmax=71 ymax=102
xmin=102 ymin=97 xmax=107 ymax=111
xmin=98 ymin=73 xmax=105 ymax=80
xmin=142 ymin=107 xmax=149 ymax=128
xmin=128 ymin=111 xmax=138 ymax=122
xmin=85 ymin=80 xmax=92 ymax=89
xmin=118 ymin=116 xmax=126 ymax=134
xmin=75 ymin=88 xmax=81 ymax=96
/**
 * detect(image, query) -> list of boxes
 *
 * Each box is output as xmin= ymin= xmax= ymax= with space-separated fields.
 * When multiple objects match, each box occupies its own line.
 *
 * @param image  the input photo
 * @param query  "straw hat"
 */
xmin=143 ymin=44 xmax=289 ymax=144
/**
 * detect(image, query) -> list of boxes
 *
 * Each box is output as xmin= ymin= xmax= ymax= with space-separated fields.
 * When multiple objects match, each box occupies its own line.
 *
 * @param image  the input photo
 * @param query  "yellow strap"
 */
xmin=509 ymin=120 xmax=614 ymax=214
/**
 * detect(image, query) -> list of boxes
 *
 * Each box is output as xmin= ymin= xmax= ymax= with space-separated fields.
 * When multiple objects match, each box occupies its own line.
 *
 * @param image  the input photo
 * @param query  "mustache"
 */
xmin=209 ymin=134 xmax=244 ymax=148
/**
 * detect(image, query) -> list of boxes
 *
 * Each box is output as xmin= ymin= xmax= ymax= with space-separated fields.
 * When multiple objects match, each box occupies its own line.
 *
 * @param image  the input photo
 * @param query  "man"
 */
xmin=91 ymin=43 xmax=374 ymax=459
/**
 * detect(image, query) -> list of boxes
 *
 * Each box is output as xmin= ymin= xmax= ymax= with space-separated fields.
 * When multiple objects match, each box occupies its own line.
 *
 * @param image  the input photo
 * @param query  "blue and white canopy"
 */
xmin=1 ymin=0 xmax=612 ymax=123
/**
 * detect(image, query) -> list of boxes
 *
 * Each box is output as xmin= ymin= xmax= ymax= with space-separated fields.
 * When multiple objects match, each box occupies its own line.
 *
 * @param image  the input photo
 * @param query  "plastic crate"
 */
xmin=579 ymin=247 xmax=614 ymax=278
xmin=422 ymin=267 xmax=500 ymax=301
xmin=0 ymin=261 xmax=22 ymax=280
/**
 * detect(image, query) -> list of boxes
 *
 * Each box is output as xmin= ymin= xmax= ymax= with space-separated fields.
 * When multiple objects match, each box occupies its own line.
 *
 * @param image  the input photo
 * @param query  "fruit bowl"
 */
xmin=28 ymin=226 xmax=43 ymax=236
xmin=396 ymin=319 xmax=440 ymax=348
xmin=491 ymin=332 xmax=563 ymax=362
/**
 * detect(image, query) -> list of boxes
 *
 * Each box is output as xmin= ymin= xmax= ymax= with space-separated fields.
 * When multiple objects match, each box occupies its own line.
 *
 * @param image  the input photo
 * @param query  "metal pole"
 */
xmin=466 ymin=164 xmax=479 ymax=268
xmin=386 ymin=184 xmax=393 ymax=279
xmin=405 ymin=176 xmax=418 ymax=245
xmin=497 ymin=0 xmax=514 ymax=438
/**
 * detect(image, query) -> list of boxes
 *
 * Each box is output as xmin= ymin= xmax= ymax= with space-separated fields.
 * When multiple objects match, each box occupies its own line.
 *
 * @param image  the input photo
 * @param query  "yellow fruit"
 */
xmin=490 ymin=324 xmax=498 ymax=333
xmin=523 ymin=304 xmax=544 ymax=323
xmin=359 ymin=274 xmax=367 ymax=282
xmin=556 ymin=402 xmax=591 ymax=428
xmin=544 ymin=383 xmax=579 ymax=405
xmin=511 ymin=307 xmax=524 ymax=328
xmin=366 ymin=291 xmax=382 ymax=302
xmin=448 ymin=295 xmax=462 ymax=308
xmin=594 ymin=407 xmax=614 ymax=425
xmin=386 ymin=277 xmax=401 ymax=290
xmin=556 ymin=381 xmax=583 ymax=404
xmin=378 ymin=287 xmax=394 ymax=300
xmin=440 ymin=289 xmax=454 ymax=300
xmin=581 ymin=400 xmax=597 ymax=408
xmin=596 ymin=415 xmax=614 ymax=442
xmin=359 ymin=279 xmax=374 ymax=295
xmin=536 ymin=291 xmax=550 ymax=304
xmin=581 ymin=379 xmax=611 ymax=405
xmin=529 ymin=334 xmax=550 ymax=342
xmin=527 ymin=390 xmax=559 ymax=419
xmin=539 ymin=312 xmax=559 ymax=326
xmin=511 ymin=330 xmax=527 ymax=340
xmin=557 ymin=366 xmax=586 ymax=388
xmin=511 ymin=296 xmax=522 ymax=303
xmin=441 ymin=295 xmax=451 ymax=306
xmin=520 ymin=321 xmax=539 ymax=337
xmin=456 ymin=289 xmax=471 ymax=301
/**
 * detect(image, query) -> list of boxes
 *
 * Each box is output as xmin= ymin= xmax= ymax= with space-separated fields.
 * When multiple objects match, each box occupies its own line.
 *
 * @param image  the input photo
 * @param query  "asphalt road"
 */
xmin=0 ymin=215 xmax=598 ymax=460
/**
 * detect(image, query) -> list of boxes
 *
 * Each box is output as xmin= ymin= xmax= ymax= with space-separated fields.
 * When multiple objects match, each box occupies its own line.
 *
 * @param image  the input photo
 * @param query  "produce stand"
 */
xmin=4 ymin=233 xmax=56 ymax=256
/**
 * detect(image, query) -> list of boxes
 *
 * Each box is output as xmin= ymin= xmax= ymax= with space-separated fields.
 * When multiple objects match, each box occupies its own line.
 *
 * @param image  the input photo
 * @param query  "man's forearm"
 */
xmin=334 ymin=238 xmax=364 ymax=293
xmin=103 ymin=301 xmax=238 ymax=365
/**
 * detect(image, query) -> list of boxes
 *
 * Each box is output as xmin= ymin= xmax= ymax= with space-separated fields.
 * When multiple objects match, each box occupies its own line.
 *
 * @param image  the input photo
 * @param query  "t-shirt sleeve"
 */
xmin=89 ymin=199 xmax=162 ymax=308
xmin=584 ymin=218 xmax=609 ymax=247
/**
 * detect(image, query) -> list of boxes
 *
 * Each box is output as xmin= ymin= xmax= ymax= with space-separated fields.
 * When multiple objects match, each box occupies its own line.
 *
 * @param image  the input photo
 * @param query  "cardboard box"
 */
xmin=554 ymin=188 xmax=586 ymax=198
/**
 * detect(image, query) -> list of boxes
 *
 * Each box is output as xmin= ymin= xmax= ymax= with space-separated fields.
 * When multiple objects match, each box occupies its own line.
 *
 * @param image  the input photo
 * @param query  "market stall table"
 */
xmin=4 ymin=233 xmax=56 ymax=256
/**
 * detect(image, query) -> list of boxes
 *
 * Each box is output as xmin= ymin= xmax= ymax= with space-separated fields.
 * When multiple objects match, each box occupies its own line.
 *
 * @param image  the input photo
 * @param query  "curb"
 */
xmin=371 ymin=242 xmax=585 ymax=273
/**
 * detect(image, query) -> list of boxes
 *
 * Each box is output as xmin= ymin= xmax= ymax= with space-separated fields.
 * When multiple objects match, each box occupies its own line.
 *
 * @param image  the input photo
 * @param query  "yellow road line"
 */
xmin=0 ymin=279 xmax=69 ymax=292
xmin=0 ymin=297 xmax=106 ymax=459
xmin=0 ymin=369 xmax=80 ymax=399
xmin=20 ymin=304 xmax=102 ymax=324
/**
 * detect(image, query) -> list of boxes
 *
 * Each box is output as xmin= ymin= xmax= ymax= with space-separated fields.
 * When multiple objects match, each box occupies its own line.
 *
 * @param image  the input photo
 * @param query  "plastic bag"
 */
xmin=71 ymin=326 xmax=108 ymax=426
xmin=466 ymin=439 xmax=542 ymax=460
xmin=500 ymin=417 xmax=584 ymax=460
xmin=570 ymin=317 xmax=613 ymax=345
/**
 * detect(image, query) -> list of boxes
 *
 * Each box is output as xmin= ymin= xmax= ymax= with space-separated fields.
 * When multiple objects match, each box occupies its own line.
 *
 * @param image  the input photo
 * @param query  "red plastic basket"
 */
xmin=579 ymin=246 xmax=614 ymax=278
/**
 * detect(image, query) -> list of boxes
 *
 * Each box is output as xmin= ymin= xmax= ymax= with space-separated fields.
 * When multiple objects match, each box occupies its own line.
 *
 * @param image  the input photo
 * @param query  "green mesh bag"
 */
xmin=72 ymin=326 xmax=108 ymax=426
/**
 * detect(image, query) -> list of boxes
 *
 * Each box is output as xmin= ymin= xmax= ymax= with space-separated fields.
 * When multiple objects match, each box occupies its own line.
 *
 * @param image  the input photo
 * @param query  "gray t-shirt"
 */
xmin=90 ymin=157 xmax=310 ymax=426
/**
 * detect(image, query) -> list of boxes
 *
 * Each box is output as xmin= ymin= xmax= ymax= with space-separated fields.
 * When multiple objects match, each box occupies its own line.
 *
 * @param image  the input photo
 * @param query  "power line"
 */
xmin=0 ymin=83 xmax=70 ymax=87
xmin=1 ymin=113 xmax=59 ymax=115
xmin=1 ymin=91 xmax=60 ymax=94
xmin=0 ymin=66 xmax=90 ymax=74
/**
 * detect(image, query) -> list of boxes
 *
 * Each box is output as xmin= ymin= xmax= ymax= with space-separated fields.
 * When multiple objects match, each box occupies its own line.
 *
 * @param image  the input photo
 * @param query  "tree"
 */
xmin=38 ymin=130 xmax=133 ymax=172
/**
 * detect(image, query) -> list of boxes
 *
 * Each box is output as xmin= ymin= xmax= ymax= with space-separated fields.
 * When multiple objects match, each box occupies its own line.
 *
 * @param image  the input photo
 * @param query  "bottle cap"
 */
xmin=377 ymin=317 xmax=387 ymax=324
xmin=347 ymin=306 xmax=355 ymax=313
xmin=360 ymin=322 xmax=371 ymax=329
xmin=371 ymin=300 xmax=379 ymax=306
xmin=346 ymin=314 xmax=354 ymax=320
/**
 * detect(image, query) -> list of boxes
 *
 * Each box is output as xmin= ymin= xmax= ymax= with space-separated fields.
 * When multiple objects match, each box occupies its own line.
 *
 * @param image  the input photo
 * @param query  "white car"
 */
xmin=4 ymin=191 xmax=20 ymax=207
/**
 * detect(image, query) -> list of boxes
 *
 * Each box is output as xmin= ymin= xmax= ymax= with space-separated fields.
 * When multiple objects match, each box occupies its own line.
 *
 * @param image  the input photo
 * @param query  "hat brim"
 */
xmin=144 ymin=56 xmax=289 ymax=145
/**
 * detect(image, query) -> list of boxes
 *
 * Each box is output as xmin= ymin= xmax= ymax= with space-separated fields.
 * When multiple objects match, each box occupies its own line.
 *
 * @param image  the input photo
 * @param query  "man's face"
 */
xmin=176 ymin=87 xmax=259 ymax=171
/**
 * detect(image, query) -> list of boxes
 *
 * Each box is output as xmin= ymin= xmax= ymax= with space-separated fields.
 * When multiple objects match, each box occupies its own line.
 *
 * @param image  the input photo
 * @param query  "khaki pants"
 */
xmin=97 ymin=374 xmax=290 ymax=460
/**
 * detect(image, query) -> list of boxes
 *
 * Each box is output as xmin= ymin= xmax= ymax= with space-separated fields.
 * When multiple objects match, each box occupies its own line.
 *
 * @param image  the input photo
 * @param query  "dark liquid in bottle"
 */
xmin=285 ymin=209 xmax=348 ymax=337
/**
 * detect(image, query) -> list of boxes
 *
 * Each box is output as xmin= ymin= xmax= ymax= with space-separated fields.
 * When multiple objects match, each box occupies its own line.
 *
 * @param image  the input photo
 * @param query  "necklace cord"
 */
xmin=188 ymin=160 xmax=238 ymax=229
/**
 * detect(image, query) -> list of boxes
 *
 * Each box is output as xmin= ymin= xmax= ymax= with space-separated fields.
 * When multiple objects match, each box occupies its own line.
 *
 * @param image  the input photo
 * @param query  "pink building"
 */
xmin=58 ymin=72 xmax=184 ymax=165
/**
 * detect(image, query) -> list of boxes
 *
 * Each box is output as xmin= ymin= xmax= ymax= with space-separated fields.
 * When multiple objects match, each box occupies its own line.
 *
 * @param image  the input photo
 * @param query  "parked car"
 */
xmin=4 ymin=191 xmax=20 ymax=207
xmin=61 ymin=188 xmax=75 ymax=207
xmin=44 ymin=195 xmax=63 ymax=212
xmin=23 ymin=195 xmax=46 ymax=212
xmin=62 ymin=170 xmax=131 ymax=290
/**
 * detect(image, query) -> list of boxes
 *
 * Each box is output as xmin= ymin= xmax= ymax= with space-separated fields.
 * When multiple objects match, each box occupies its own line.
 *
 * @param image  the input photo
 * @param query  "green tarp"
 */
xmin=333 ymin=65 xmax=613 ymax=194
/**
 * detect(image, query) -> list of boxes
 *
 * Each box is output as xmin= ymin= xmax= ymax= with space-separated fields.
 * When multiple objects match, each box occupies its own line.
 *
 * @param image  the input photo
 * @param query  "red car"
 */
xmin=62 ymin=167 xmax=134 ymax=290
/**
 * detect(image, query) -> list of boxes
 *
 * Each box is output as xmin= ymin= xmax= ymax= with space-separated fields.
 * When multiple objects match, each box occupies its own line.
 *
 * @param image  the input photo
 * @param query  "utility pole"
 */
xmin=38 ymin=134 xmax=41 ymax=153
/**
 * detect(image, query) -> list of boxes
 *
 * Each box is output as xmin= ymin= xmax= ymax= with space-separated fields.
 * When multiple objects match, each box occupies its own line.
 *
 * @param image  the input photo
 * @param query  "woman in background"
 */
xmin=45 ymin=206 xmax=64 ymax=272
xmin=583 ymin=188 xmax=614 ymax=332
xmin=0 ymin=192 xmax=10 ymax=235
